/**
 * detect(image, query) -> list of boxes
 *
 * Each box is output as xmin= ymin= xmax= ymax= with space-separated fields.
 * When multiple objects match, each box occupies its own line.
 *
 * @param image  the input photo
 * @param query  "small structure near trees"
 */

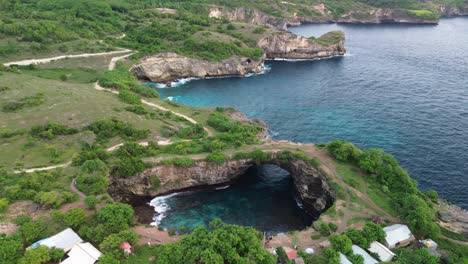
xmin=368 ymin=241 xmax=395 ymax=262
xmin=383 ymin=224 xmax=415 ymax=248
xmin=119 ymin=241 xmax=132 ymax=255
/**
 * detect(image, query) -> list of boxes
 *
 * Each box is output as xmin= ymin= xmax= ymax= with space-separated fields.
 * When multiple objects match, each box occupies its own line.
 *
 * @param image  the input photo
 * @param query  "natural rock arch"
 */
xmin=109 ymin=153 xmax=335 ymax=219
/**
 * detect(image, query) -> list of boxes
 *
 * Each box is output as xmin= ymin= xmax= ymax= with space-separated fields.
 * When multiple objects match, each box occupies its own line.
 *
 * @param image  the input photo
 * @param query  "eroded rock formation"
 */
xmin=337 ymin=9 xmax=438 ymax=24
xmin=131 ymin=52 xmax=265 ymax=84
xmin=209 ymin=7 xmax=291 ymax=30
xmin=209 ymin=6 xmax=441 ymax=27
xmin=439 ymin=4 xmax=468 ymax=17
xmin=109 ymin=153 xmax=334 ymax=218
xmin=258 ymin=31 xmax=345 ymax=59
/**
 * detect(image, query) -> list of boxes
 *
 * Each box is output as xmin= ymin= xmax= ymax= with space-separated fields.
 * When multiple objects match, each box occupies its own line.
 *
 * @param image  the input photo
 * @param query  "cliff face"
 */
xmin=131 ymin=52 xmax=265 ymax=83
xmin=109 ymin=154 xmax=334 ymax=217
xmin=209 ymin=6 xmax=441 ymax=27
xmin=209 ymin=7 xmax=290 ymax=30
xmin=439 ymin=4 xmax=468 ymax=17
xmin=258 ymin=31 xmax=345 ymax=60
xmin=337 ymin=9 xmax=438 ymax=24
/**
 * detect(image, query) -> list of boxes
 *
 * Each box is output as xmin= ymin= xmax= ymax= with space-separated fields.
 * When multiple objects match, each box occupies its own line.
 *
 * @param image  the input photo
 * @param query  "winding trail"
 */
xmin=3 ymin=49 xmax=132 ymax=67
xmin=13 ymin=161 xmax=71 ymax=174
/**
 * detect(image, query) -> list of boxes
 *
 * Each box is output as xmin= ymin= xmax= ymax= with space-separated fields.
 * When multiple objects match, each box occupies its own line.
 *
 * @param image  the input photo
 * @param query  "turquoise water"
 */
xmin=150 ymin=17 xmax=468 ymax=230
xmin=151 ymin=165 xmax=313 ymax=232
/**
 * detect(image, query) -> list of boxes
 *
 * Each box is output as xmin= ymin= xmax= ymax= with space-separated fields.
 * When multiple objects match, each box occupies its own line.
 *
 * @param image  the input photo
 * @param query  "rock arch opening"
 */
xmin=109 ymin=153 xmax=335 ymax=229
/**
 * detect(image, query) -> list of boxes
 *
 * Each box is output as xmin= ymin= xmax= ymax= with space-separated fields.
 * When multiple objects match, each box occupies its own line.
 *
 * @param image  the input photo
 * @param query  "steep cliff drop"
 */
xmin=131 ymin=52 xmax=265 ymax=84
xmin=108 ymin=152 xmax=335 ymax=220
xmin=258 ymin=31 xmax=346 ymax=60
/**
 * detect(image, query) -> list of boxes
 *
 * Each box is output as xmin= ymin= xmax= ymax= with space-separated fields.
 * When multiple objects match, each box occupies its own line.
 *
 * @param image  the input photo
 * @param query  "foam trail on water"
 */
xmin=149 ymin=192 xmax=183 ymax=226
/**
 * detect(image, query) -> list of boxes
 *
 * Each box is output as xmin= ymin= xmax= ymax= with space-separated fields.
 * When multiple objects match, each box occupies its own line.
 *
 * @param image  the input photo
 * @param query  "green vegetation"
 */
xmin=2 ymin=93 xmax=45 ymax=112
xmin=98 ymin=63 xmax=159 ymax=98
xmin=205 ymin=151 xmax=228 ymax=163
xmin=310 ymin=31 xmax=344 ymax=46
xmin=124 ymin=219 xmax=275 ymax=264
xmin=407 ymin=9 xmax=439 ymax=20
xmin=19 ymin=66 xmax=102 ymax=84
xmin=328 ymin=140 xmax=440 ymax=238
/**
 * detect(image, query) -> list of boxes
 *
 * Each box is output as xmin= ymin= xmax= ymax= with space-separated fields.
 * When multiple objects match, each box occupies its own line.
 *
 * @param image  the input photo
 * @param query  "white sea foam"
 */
xmin=215 ymin=185 xmax=230 ymax=190
xmin=167 ymin=96 xmax=174 ymax=101
xmin=149 ymin=192 xmax=184 ymax=226
xmin=148 ymin=65 xmax=272 ymax=88
xmin=268 ymin=54 xmax=345 ymax=62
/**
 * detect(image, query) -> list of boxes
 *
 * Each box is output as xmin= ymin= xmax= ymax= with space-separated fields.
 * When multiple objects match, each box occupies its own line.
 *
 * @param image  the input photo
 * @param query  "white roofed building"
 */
xmin=351 ymin=245 xmax=379 ymax=264
xmin=31 ymin=228 xmax=83 ymax=252
xmin=62 ymin=242 xmax=102 ymax=264
xmin=369 ymin=241 xmax=395 ymax=262
xmin=383 ymin=224 xmax=415 ymax=248
xmin=339 ymin=252 xmax=352 ymax=264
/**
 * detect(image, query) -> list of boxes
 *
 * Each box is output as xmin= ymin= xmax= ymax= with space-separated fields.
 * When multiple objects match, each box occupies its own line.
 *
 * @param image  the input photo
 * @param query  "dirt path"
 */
xmin=108 ymin=52 xmax=135 ymax=70
xmin=440 ymin=235 xmax=468 ymax=246
xmin=3 ymin=49 xmax=132 ymax=67
xmin=70 ymin=179 xmax=86 ymax=201
xmin=13 ymin=161 xmax=71 ymax=174
xmin=132 ymin=226 xmax=181 ymax=245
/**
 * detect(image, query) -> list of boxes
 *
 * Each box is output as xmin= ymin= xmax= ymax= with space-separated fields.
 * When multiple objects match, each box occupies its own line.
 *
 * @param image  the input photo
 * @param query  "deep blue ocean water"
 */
xmin=150 ymin=17 xmax=468 ymax=230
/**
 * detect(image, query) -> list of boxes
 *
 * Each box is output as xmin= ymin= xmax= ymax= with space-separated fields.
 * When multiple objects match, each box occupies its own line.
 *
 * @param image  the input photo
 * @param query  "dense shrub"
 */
xmin=163 ymin=157 xmax=195 ymax=167
xmin=177 ymin=124 xmax=206 ymax=139
xmin=72 ymin=145 xmax=110 ymax=166
xmin=148 ymin=219 xmax=275 ymax=264
xmin=111 ymin=157 xmax=146 ymax=177
xmin=96 ymin=203 xmax=134 ymax=233
xmin=205 ymin=151 xmax=227 ymax=163
xmin=30 ymin=122 xmax=79 ymax=139
xmin=118 ymin=89 xmax=141 ymax=105
xmin=88 ymin=119 xmax=150 ymax=143
xmin=2 ymin=93 xmax=45 ymax=112
xmin=76 ymin=173 xmax=109 ymax=195
xmin=84 ymin=196 xmax=100 ymax=210
xmin=327 ymin=140 xmax=362 ymax=162
xmin=98 ymin=64 xmax=159 ymax=98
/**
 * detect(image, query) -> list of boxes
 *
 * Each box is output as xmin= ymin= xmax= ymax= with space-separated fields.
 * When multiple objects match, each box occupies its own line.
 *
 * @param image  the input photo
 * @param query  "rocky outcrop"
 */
xmin=226 ymin=109 xmax=269 ymax=140
xmin=131 ymin=52 xmax=265 ymax=84
xmin=436 ymin=201 xmax=468 ymax=235
xmin=209 ymin=7 xmax=291 ymax=30
xmin=337 ymin=9 xmax=438 ymax=24
xmin=439 ymin=4 xmax=468 ymax=17
xmin=109 ymin=153 xmax=334 ymax=218
xmin=258 ymin=31 xmax=345 ymax=60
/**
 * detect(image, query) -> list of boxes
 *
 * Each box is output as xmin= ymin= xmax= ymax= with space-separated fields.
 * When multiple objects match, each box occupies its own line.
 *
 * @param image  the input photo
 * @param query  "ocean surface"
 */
xmin=150 ymin=17 xmax=468 ymax=230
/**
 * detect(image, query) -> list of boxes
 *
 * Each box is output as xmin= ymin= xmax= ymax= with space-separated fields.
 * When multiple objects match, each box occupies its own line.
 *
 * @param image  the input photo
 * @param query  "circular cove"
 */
xmin=149 ymin=164 xmax=314 ymax=232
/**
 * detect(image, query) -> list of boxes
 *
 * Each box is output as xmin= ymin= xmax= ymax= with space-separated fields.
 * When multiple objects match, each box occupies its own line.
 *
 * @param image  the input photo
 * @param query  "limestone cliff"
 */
xmin=209 ymin=7 xmax=291 ymax=30
xmin=108 ymin=153 xmax=334 ymax=217
xmin=209 ymin=6 xmax=441 ymax=27
xmin=131 ymin=52 xmax=265 ymax=84
xmin=337 ymin=9 xmax=438 ymax=24
xmin=258 ymin=31 xmax=345 ymax=60
xmin=439 ymin=4 xmax=468 ymax=17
